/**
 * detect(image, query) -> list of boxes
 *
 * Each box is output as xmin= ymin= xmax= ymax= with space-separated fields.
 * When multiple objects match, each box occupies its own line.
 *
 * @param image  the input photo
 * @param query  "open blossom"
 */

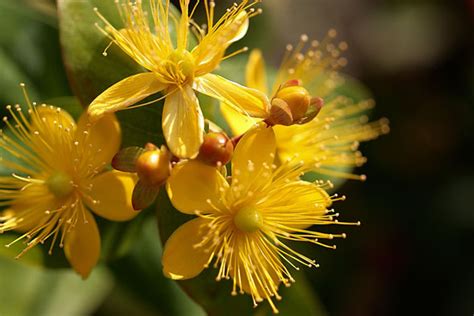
xmin=162 ymin=124 xmax=355 ymax=313
xmin=89 ymin=0 xmax=270 ymax=159
xmin=222 ymin=31 xmax=390 ymax=181
xmin=0 ymin=91 xmax=137 ymax=278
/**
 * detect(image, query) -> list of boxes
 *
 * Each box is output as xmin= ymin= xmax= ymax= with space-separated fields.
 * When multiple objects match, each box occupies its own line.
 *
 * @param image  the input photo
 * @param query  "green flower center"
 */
xmin=164 ymin=49 xmax=195 ymax=84
xmin=234 ymin=206 xmax=263 ymax=233
xmin=46 ymin=172 xmax=74 ymax=198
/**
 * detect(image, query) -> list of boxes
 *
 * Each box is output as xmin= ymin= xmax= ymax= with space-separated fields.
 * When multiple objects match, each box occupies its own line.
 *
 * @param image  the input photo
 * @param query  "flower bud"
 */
xmin=296 ymin=97 xmax=324 ymax=125
xmin=198 ymin=132 xmax=234 ymax=166
xmin=136 ymin=146 xmax=172 ymax=186
xmin=266 ymin=98 xmax=294 ymax=126
xmin=274 ymin=84 xmax=311 ymax=121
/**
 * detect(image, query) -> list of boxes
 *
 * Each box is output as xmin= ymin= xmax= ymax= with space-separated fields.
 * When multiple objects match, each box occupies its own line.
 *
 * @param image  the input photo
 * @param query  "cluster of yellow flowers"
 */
xmin=0 ymin=0 xmax=389 ymax=313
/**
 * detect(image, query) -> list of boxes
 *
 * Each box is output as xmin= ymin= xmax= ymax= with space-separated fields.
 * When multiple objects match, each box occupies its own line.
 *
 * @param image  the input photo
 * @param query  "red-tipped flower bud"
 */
xmin=198 ymin=132 xmax=234 ymax=166
xmin=274 ymin=84 xmax=311 ymax=121
xmin=136 ymin=146 xmax=172 ymax=186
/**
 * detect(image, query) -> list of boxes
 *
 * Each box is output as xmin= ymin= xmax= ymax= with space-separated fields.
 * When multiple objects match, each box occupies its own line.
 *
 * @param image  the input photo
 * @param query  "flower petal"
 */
xmin=87 ymin=73 xmax=166 ymax=118
xmin=246 ymin=49 xmax=268 ymax=94
xmin=221 ymin=104 xmax=258 ymax=136
xmin=32 ymin=105 xmax=77 ymax=131
xmin=193 ymin=11 xmax=249 ymax=74
xmin=166 ymin=160 xmax=229 ymax=214
xmin=231 ymin=123 xmax=276 ymax=193
xmin=194 ymin=74 xmax=270 ymax=118
xmin=76 ymin=112 xmax=121 ymax=170
xmin=86 ymin=171 xmax=138 ymax=220
xmin=30 ymin=105 xmax=77 ymax=146
xmin=224 ymin=11 xmax=249 ymax=45
xmin=162 ymin=86 xmax=204 ymax=159
xmin=162 ymin=217 xmax=212 ymax=280
xmin=64 ymin=209 xmax=100 ymax=279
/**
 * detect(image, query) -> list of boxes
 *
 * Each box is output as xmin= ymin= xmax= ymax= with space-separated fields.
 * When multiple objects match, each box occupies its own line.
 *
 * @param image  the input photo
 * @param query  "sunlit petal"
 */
xmin=220 ymin=104 xmax=258 ymax=136
xmin=88 ymin=73 xmax=166 ymax=118
xmin=194 ymin=74 xmax=270 ymax=118
xmin=162 ymin=86 xmax=204 ymax=159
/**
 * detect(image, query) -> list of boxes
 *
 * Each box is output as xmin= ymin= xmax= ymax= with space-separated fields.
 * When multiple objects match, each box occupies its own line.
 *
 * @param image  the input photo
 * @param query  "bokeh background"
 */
xmin=0 ymin=0 xmax=473 ymax=315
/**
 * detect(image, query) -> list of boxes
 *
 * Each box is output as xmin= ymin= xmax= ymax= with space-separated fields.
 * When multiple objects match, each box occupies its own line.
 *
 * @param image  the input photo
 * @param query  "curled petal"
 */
xmin=162 ymin=217 xmax=213 ymax=280
xmin=87 ymin=73 xmax=166 ymax=118
xmin=193 ymin=11 xmax=249 ymax=74
xmin=162 ymin=86 xmax=204 ymax=159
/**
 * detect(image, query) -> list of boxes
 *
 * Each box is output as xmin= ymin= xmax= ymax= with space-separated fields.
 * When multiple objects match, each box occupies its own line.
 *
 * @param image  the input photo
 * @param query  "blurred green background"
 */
xmin=1 ymin=0 xmax=473 ymax=315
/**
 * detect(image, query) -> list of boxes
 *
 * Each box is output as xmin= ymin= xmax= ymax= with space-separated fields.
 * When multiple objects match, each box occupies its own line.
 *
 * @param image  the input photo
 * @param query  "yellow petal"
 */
xmin=246 ymin=49 xmax=268 ymax=94
xmin=231 ymin=123 xmax=276 ymax=192
xmin=162 ymin=86 xmax=204 ymax=159
xmin=193 ymin=11 xmax=249 ymax=75
xmin=87 ymin=73 xmax=166 ymax=118
xmin=221 ymin=104 xmax=258 ymax=136
xmin=226 ymin=11 xmax=249 ymax=45
xmin=64 ymin=209 xmax=100 ymax=279
xmin=30 ymin=105 xmax=77 ymax=146
xmin=85 ymin=171 xmax=138 ymax=221
xmin=76 ymin=112 xmax=121 ymax=170
xmin=166 ymin=160 xmax=229 ymax=214
xmin=162 ymin=217 xmax=212 ymax=280
xmin=194 ymin=74 xmax=270 ymax=118
xmin=32 ymin=105 xmax=76 ymax=131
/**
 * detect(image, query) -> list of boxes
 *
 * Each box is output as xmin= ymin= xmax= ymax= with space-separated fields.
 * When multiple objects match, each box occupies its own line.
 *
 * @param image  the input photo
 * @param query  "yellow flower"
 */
xmin=222 ymin=31 xmax=390 ymax=180
xmin=162 ymin=124 xmax=353 ymax=313
xmin=0 ymin=90 xmax=138 ymax=278
xmin=89 ymin=0 xmax=270 ymax=159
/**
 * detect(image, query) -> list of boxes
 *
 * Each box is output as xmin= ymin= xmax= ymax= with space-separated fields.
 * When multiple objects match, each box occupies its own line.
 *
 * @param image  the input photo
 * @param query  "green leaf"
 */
xmin=107 ymin=216 xmax=205 ymax=316
xmin=0 ymin=256 xmax=113 ymax=316
xmin=0 ymin=48 xmax=40 ymax=107
xmin=0 ymin=234 xmax=44 ymax=267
